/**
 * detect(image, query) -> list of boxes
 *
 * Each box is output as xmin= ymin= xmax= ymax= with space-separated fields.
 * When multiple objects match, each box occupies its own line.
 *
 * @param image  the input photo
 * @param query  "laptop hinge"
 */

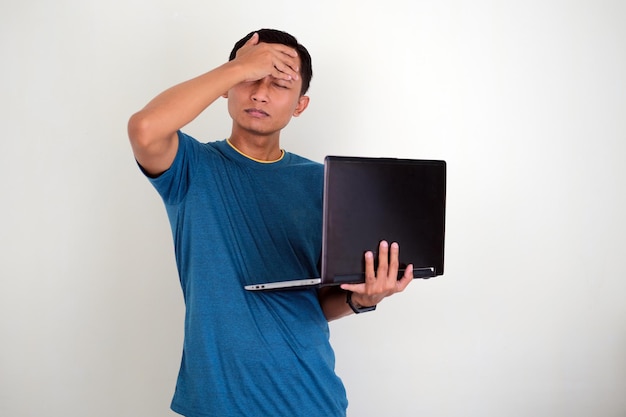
xmin=412 ymin=267 xmax=436 ymax=279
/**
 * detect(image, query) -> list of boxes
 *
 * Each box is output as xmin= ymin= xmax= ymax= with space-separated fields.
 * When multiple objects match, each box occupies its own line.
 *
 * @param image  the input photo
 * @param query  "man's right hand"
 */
xmin=230 ymin=32 xmax=300 ymax=84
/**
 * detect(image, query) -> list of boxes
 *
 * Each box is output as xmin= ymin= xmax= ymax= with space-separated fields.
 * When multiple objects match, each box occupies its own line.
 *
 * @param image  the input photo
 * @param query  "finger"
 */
xmin=272 ymin=62 xmax=298 ymax=81
xmin=387 ymin=241 xmax=400 ymax=280
xmin=271 ymin=55 xmax=300 ymax=80
xmin=340 ymin=283 xmax=366 ymax=293
xmin=363 ymin=250 xmax=376 ymax=284
xmin=396 ymin=264 xmax=414 ymax=292
xmin=273 ymin=42 xmax=298 ymax=58
xmin=377 ymin=240 xmax=389 ymax=278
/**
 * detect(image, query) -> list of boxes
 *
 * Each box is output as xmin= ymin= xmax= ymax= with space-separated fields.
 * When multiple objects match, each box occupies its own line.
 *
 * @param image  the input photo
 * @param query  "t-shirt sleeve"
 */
xmin=145 ymin=131 xmax=200 ymax=205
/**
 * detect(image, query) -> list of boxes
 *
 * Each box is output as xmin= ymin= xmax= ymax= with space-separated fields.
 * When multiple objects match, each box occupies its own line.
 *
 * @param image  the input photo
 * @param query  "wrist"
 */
xmin=346 ymin=291 xmax=377 ymax=314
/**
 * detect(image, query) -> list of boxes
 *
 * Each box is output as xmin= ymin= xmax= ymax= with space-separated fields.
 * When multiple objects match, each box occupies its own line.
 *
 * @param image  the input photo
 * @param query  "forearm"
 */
xmin=318 ymin=287 xmax=354 ymax=322
xmin=129 ymin=60 xmax=245 ymax=145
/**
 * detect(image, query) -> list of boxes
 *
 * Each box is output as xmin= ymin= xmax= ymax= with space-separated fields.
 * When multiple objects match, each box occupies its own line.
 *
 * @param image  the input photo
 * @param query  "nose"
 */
xmin=251 ymin=77 xmax=271 ymax=103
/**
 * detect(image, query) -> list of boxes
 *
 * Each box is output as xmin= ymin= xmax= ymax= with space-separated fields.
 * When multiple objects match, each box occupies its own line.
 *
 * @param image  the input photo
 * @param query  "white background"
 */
xmin=1 ymin=1 xmax=625 ymax=416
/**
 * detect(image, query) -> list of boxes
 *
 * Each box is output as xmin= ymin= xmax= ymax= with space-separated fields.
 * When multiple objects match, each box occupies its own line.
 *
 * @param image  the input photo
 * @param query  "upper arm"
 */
xmin=127 ymin=111 xmax=179 ymax=177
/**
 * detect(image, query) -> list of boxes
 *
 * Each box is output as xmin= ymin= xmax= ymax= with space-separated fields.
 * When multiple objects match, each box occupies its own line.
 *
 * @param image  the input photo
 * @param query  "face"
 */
xmin=225 ymin=68 xmax=309 ymax=138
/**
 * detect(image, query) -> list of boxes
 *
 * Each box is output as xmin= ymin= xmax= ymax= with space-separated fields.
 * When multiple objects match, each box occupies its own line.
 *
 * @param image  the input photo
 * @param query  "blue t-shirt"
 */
xmin=146 ymin=131 xmax=348 ymax=417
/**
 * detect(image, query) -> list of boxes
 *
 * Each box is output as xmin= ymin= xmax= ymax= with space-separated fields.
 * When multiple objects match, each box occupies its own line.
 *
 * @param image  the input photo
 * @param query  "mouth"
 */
xmin=245 ymin=108 xmax=270 ymax=118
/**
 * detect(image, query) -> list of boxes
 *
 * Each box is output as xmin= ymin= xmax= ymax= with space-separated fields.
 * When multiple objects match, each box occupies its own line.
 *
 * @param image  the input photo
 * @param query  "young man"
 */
xmin=128 ymin=29 xmax=413 ymax=417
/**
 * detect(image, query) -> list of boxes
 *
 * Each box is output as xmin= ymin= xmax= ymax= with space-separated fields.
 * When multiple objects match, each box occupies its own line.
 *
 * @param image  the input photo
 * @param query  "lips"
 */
xmin=245 ymin=108 xmax=269 ymax=117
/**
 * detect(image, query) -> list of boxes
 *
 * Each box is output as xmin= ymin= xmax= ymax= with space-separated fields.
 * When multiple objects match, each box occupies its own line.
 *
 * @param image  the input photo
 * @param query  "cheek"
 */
xmin=226 ymin=89 xmax=248 ymax=112
xmin=279 ymin=104 xmax=301 ymax=121
xmin=280 ymin=95 xmax=302 ymax=114
xmin=226 ymin=98 xmax=237 ymax=119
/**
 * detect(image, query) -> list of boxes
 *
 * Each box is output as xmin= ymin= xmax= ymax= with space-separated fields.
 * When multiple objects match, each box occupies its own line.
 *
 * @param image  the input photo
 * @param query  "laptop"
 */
xmin=244 ymin=155 xmax=446 ymax=291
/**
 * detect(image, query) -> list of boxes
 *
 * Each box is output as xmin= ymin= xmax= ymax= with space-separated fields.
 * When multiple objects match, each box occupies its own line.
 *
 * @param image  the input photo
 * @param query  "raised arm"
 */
xmin=127 ymin=32 xmax=301 ymax=176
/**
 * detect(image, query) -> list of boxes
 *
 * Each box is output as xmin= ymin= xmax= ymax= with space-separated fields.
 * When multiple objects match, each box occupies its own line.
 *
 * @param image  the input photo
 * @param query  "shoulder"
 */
xmin=283 ymin=152 xmax=323 ymax=172
xmin=283 ymin=153 xmax=324 ymax=189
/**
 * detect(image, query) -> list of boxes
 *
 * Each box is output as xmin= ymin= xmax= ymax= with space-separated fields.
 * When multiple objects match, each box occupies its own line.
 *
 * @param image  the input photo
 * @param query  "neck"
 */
xmin=227 ymin=137 xmax=284 ymax=163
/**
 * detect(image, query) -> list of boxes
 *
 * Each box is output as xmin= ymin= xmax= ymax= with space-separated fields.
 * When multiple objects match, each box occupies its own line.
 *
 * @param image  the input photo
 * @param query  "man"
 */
xmin=128 ymin=28 xmax=413 ymax=417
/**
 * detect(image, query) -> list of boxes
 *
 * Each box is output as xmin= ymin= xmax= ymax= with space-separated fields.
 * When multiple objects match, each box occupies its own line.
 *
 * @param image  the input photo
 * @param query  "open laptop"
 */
xmin=244 ymin=155 xmax=446 ymax=291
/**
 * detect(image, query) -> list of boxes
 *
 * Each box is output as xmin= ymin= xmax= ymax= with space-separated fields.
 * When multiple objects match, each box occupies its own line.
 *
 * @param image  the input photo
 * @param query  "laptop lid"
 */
xmin=321 ymin=156 xmax=446 ymax=285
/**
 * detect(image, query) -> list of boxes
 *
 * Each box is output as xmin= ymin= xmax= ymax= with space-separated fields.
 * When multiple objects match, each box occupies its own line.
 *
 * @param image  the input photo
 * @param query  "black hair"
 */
xmin=229 ymin=29 xmax=313 ymax=95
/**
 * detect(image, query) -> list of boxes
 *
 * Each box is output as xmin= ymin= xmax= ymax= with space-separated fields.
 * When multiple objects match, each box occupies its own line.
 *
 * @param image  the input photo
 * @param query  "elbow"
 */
xmin=127 ymin=110 xmax=178 ymax=175
xmin=127 ymin=111 xmax=154 ymax=150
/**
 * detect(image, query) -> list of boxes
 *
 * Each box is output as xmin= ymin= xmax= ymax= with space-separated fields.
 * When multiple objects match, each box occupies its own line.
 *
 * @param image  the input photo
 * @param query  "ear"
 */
xmin=293 ymin=95 xmax=310 ymax=117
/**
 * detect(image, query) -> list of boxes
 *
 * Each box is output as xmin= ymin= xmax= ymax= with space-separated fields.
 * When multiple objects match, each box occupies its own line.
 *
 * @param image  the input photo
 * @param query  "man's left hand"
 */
xmin=340 ymin=240 xmax=413 ymax=308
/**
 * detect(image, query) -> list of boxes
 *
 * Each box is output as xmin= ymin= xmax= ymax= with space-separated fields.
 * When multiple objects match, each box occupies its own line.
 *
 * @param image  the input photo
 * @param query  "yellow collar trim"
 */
xmin=226 ymin=139 xmax=285 ymax=164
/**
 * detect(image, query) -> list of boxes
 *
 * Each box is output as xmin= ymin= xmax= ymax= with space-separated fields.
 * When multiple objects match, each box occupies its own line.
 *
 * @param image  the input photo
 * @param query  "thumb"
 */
xmin=235 ymin=32 xmax=260 ymax=59
xmin=246 ymin=32 xmax=259 ymax=46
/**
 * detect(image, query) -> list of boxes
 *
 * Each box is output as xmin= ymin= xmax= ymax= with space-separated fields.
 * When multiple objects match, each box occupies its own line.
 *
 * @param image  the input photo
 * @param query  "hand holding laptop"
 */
xmin=340 ymin=240 xmax=414 ymax=308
